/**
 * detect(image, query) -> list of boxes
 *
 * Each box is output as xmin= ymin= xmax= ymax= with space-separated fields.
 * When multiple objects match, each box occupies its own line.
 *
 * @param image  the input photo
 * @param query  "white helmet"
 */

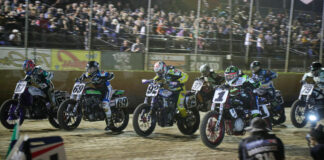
xmin=154 ymin=61 xmax=167 ymax=76
xmin=199 ymin=64 xmax=210 ymax=76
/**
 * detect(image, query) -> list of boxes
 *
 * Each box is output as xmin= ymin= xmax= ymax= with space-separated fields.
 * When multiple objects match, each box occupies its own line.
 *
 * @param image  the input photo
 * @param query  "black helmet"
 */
xmin=86 ymin=61 xmax=99 ymax=77
xmin=250 ymin=61 xmax=261 ymax=73
xmin=310 ymin=62 xmax=322 ymax=71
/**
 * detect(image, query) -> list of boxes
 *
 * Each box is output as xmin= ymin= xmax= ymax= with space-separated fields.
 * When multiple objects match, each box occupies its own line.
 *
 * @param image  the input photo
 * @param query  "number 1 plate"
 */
xmin=212 ymin=88 xmax=229 ymax=104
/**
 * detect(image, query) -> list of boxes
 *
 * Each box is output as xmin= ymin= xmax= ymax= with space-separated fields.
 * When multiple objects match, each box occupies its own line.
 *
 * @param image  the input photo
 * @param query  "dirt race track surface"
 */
xmin=0 ymin=108 xmax=312 ymax=160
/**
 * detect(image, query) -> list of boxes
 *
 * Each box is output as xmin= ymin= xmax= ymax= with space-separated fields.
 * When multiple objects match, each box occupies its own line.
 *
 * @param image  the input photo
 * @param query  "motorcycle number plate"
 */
xmin=212 ymin=88 xmax=229 ymax=104
xmin=14 ymin=81 xmax=27 ymax=94
xmin=146 ymin=83 xmax=160 ymax=97
xmin=229 ymin=108 xmax=237 ymax=118
xmin=115 ymin=97 xmax=128 ymax=108
xmin=71 ymin=83 xmax=85 ymax=95
xmin=191 ymin=80 xmax=203 ymax=91
xmin=300 ymin=84 xmax=314 ymax=96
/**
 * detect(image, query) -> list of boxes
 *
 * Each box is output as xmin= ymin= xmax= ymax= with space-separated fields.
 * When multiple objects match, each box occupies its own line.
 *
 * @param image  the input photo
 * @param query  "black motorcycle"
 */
xmin=57 ymin=80 xmax=129 ymax=132
xmin=132 ymin=79 xmax=200 ymax=137
xmin=255 ymin=88 xmax=286 ymax=125
xmin=0 ymin=80 xmax=68 ymax=129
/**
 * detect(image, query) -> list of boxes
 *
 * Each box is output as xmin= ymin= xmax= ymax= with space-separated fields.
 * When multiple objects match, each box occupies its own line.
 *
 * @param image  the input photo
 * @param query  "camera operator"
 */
xmin=306 ymin=123 xmax=324 ymax=160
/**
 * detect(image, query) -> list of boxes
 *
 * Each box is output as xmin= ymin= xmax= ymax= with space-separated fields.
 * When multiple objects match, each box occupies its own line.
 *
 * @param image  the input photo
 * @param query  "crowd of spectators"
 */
xmin=0 ymin=0 xmax=322 ymax=56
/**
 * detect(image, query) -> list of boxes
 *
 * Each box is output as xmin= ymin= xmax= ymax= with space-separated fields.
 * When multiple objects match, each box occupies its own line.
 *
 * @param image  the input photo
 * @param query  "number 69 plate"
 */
xmin=212 ymin=89 xmax=229 ymax=104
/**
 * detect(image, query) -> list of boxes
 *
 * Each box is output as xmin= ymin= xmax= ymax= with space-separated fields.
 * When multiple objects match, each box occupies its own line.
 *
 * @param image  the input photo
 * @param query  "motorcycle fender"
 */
xmin=28 ymin=86 xmax=46 ymax=98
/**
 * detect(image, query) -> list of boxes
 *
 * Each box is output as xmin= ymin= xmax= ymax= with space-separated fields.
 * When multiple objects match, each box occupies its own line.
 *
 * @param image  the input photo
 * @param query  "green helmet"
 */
xmin=224 ymin=65 xmax=239 ymax=83
xmin=199 ymin=64 xmax=210 ymax=76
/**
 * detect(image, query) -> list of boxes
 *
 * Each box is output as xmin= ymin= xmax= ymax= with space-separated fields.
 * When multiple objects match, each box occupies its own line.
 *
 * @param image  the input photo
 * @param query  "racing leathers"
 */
xmin=24 ymin=66 xmax=55 ymax=107
xmin=252 ymin=69 xmax=281 ymax=107
xmin=79 ymin=70 xmax=115 ymax=124
xmin=153 ymin=66 xmax=189 ymax=117
xmin=225 ymin=74 xmax=261 ymax=116
xmin=200 ymin=70 xmax=225 ymax=100
xmin=201 ymin=70 xmax=225 ymax=89
xmin=301 ymin=69 xmax=324 ymax=89
xmin=239 ymin=131 xmax=285 ymax=160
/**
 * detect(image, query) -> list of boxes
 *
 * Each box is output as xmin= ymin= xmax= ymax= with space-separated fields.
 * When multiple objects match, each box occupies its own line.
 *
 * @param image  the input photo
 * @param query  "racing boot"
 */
xmin=102 ymin=101 xmax=112 ymax=131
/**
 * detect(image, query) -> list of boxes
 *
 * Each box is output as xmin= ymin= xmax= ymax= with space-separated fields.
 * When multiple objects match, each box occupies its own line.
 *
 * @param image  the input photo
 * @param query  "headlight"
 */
xmin=308 ymin=114 xmax=317 ymax=121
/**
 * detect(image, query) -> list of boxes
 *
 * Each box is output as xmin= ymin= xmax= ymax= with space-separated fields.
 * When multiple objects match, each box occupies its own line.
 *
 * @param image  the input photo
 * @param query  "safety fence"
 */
xmin=0 ymin=47 xmax=315 ymax=72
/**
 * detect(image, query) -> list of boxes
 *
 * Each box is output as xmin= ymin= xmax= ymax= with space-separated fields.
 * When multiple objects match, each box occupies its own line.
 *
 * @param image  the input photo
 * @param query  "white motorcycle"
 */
xmin=290 ymin=83 xmax=324 ymax=128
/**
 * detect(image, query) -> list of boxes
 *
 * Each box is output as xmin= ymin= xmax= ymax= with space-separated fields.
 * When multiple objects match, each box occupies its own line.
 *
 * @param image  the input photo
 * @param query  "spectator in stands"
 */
xmin=131 ymin=37 xmax=144 ymax=53
xmin=265 ymin=31 xmax=273 ymax=54
xmin=256 ymin=33 xmax=264 ymax=57
xmin=307 ymin=123 xmax=324 ymax=160
xmin=8 ymin=29 xmax=21 ymax=46
xmin=120 ymin=40 xmax=130 ymax=52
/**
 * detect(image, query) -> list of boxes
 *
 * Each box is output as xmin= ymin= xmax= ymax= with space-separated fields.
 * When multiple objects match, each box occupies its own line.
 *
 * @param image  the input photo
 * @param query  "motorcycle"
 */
xmin=132 ymin=79 xmax=200 ymax=137
xmin=255 ymin=87 xmax=286 ymax=125
xmin=0 ymin=80 xmax=68 ymax=129
xmin=290 ymin=82 xmax=324 ymax=128
xmin=57 ymin=80 xmax=129 ymax=132
xmin=200 ymin=86 xmax=271 ymax=149
xmin=185 ymin=78 xmax=215 ymax=112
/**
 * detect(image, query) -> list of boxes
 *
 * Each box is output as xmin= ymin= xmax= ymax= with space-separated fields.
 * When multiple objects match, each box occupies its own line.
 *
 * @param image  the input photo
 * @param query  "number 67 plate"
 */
xmin=212 ymin=88 xmax=229 ymax=104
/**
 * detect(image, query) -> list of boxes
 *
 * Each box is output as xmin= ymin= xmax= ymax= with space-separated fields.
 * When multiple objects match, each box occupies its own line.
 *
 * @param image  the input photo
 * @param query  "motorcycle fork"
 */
xmin=214 ymin=104 xmax=224 ymax=131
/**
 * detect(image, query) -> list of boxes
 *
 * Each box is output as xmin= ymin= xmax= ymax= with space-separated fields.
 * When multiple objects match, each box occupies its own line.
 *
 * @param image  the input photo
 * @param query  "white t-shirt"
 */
xmin=244 ymin=33 xmax=252 ymax=46
xmin=257 ymin=37 xmax=263 ymax=48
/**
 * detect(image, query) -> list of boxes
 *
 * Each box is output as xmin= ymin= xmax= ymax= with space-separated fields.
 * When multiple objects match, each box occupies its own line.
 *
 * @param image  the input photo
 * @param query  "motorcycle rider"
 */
xmin=199 ymin=64 xmax=225 ymax=88
xmin=301 ymin=62 xmax=324 ymax=89
xmin=250 ymin=61 xmax=283 ymax=112
xmin=223 ymin=65 xmax=261 ymax=117
xmin=79 ymin=61 xmax=115 ymax=131
xmin=239 ymin=117 xmax=285 ymax=160
xmin=153 ymin=61 xmax=189 ymax=117
xmin=22 ymin=59 xmax=55 ymax=108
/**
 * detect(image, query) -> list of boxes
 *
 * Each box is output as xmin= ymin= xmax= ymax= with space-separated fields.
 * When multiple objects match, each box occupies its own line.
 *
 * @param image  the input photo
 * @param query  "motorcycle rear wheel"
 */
xmin=177 ymin=108 xmax=200 ymax=135
xmin=108 ymin=109 xmax=129 ymax=132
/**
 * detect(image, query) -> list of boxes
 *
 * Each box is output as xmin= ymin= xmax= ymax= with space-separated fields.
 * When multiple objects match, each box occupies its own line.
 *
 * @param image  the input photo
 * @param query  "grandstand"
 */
xmin=0 ymin=0 xmax=323 ymax=71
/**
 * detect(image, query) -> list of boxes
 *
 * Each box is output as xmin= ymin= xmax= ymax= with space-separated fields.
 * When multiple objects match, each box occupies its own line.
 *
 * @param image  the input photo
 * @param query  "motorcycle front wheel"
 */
xmin=200 ymin=111 xmax=225 ymax=149
xmin=0 ymin=99 xmax=25 ymax=129
xmin=132 ymin=103 xmax=156 ymax=137
xmin=177 ymin=108 xmax=200 ymax=135
xmin=57 ymin=99 xmax=82 ymax=131
xmin=290 ymin=100 xmax=307 ymax=128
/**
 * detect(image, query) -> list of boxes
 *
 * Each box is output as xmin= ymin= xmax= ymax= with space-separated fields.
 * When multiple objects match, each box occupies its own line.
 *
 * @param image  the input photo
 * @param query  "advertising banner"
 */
xmin=189 ymin=55 xmax=223 ymax=71
xmin=51 ymin=50 xmax=100 ymax=71
xmin=0 ymin=47 xmax=51 ymax=70
xmin=148 ymin=54 xmax=187 ymax=71
xmin=101 ymin=51 xmax=144 ymax=70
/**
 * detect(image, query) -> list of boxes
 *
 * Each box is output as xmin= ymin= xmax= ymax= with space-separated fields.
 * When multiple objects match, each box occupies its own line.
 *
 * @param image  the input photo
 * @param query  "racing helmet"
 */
xmin=22 ymin=59 xmax=35 ymax=75
xmin=199 ymin=64 xmax=210 ymax=76
xmin=310 ymin=62 xmax=322 ymax=76
xmin=154 ymin=61 xmax=167 ymax=76
xmin=250 ymin=61 xmax=261 ymax=73
xmin=86 ymin=61 xmax=99 ymax=77
xmin=224 ymin=65 xmax=239 ymax=84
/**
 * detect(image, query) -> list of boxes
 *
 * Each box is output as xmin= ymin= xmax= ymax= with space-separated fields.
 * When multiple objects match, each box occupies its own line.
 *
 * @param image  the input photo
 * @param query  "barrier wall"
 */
xmin=0 ymin=70 xmax=303 ymax=112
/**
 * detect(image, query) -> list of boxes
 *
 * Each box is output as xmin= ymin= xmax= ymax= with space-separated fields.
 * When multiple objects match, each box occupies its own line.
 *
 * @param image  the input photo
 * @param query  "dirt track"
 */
xmin=0 ymin=108 xmax=312 ymax=160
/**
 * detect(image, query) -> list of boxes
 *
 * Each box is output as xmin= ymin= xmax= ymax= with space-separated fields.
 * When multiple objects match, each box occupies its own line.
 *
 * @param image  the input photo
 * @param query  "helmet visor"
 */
xmin=225 ymin=72 xmax=237 ymax=82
